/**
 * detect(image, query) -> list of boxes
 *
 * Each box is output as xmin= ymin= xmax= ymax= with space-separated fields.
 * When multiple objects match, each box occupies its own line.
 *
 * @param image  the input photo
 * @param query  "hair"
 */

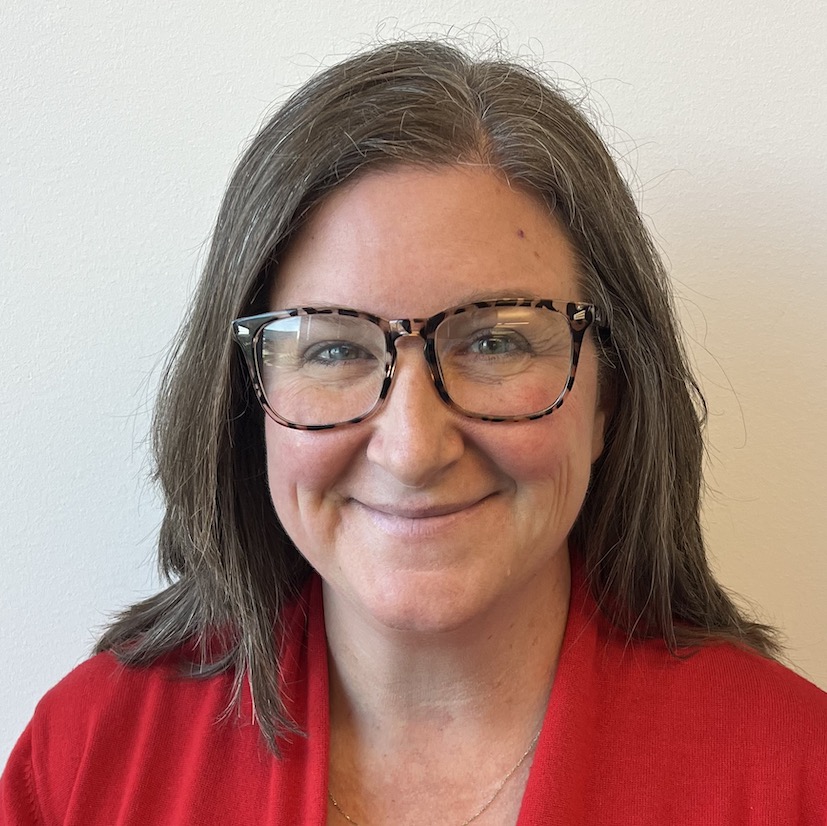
xmin=97 ymin=38 xmax=780 ymax=754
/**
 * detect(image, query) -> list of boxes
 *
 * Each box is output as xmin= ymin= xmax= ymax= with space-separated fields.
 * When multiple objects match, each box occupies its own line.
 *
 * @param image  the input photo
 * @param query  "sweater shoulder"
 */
xmin=601 ymin=629 xmax=827 ymax=748
xmin=690 ymin=640 xmax=827 ymax=706
xmin=656 ymin=637 xmax=825 ymax=711
xmin=21 ymin=651 xmax=240 ymax=823
xmin=35 ymin=648 xmax=195 ymax=729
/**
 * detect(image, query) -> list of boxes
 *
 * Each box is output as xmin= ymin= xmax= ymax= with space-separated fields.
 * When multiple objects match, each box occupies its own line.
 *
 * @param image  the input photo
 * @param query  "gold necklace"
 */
xmin=327 ymin=725 xmax=542 ymax=826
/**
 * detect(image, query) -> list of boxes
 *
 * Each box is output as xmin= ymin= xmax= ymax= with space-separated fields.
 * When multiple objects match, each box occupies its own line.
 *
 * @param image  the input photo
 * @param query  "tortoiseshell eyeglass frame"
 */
xmin=231 ymin=297 xmax=604 ymax=431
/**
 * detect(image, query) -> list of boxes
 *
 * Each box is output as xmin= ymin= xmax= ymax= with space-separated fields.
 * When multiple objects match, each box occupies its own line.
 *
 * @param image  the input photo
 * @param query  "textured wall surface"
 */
xmin=2 ymin=0 xmax=825 ymax=763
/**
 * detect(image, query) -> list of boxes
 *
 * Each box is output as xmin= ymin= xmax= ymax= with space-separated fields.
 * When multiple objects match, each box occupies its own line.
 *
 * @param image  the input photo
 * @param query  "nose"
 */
xmin=365 ymin=339 xmax=464 ymax=487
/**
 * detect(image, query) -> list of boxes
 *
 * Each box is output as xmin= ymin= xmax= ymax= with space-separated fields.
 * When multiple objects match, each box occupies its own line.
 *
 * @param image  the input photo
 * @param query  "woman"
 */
xmin=2 ymin=39 xmax=825 ymax=825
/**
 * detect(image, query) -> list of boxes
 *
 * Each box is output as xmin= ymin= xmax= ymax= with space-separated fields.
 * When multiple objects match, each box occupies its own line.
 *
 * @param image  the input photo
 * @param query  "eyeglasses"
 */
xmin=231 ymin=298 xmax=603 ymax=430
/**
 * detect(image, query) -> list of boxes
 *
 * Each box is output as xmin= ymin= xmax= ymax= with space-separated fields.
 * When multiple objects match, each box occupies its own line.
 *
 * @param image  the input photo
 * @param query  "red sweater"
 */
xmin=3 ymin=568 xmax=826 ymax=825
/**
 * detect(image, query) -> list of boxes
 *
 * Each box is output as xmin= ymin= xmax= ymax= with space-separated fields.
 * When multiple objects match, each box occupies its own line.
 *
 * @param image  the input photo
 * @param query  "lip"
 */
xmin=355 ymin=496 xmax=491 ymax=520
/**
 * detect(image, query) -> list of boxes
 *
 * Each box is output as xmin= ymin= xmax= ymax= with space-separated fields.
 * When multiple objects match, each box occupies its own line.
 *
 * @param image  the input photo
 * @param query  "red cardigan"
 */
xmin=3 ymin=567 xmax=826 ymax=825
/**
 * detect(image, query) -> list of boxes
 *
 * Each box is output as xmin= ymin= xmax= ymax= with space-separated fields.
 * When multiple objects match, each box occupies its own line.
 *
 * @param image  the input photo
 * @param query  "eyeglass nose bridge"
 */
xmin=387 ymin=317 xmax=429 ymax=337
xmin=386 ymin=317 xmax=434 ymax=354
xmin=379 ymin=317 xmax=449 ymax=408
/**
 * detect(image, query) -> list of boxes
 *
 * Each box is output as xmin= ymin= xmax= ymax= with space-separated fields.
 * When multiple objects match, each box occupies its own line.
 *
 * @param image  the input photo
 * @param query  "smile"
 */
xmin=358 ymin=498 xmax=490 ymax=519
xmin=350 ymin=495 xmax=495 ymax=536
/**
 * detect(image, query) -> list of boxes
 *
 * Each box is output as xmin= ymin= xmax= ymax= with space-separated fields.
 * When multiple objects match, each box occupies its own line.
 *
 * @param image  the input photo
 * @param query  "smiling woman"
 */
xmin=2 ymin=38 xmax=826 ymax=826
xmin=264 ymin=168 xmax=605 ymax=642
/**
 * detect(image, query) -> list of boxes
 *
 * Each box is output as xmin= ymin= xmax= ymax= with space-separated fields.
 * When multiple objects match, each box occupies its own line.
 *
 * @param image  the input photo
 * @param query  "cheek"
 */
xmin=487 ymin=402 xmax=599 ymax=528
xmin=495 ymin=401 xmax=599 ymax=481
xmin=264 ymin=421 xmax=361 ymax=530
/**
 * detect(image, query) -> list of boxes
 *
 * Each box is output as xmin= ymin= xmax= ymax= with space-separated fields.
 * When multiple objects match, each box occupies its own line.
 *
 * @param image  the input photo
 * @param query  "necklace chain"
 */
xmin=328 ymin=726 xmax=542 ymax=826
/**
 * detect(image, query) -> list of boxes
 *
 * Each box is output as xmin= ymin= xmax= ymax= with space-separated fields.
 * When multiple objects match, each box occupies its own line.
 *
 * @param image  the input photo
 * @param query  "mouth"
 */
xmin=352 ymin=495 xmax=493 ymax=524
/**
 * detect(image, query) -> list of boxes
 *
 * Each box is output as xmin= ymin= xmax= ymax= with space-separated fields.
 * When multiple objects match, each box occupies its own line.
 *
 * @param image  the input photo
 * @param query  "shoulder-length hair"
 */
xmin=98 ymin=39 xmax=779 ymax=753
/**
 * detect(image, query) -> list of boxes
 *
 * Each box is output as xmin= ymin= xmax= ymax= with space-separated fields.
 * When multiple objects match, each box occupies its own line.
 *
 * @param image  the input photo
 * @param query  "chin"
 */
xmin=348 ymin=568 xmax=510 ymax=635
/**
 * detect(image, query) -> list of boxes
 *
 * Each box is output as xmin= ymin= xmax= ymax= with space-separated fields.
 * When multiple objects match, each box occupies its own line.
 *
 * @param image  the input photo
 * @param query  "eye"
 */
xmin=303 ymin=340 xmax=376 ymax=364
xmin=466 ymin=330 xmax=530 ymax=357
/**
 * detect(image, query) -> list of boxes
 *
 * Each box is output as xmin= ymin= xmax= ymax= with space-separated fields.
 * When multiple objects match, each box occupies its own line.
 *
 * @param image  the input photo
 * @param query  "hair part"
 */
xmin=97 ymin=38 xmax=780 ymax=755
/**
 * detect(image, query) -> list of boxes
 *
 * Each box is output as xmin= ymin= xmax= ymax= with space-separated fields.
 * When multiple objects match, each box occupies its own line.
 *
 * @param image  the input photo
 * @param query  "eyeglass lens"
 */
xmin=257 ymin=306 xmax=574 ymax=427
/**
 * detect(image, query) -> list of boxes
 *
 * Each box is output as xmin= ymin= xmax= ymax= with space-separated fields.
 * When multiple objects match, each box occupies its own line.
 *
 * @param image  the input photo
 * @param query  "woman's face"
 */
xmin=266 ymin=166 xmax=608 ymax=633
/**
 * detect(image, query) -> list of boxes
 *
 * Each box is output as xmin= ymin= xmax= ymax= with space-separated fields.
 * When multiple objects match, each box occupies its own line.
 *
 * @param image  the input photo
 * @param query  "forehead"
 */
xmin=269 ymin=165 xmax=581 ymax=316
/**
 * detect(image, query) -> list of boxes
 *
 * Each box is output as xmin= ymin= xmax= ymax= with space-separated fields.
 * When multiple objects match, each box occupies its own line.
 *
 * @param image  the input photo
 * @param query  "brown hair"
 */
xmin=98 ymin=39 xmax=779 ymax=753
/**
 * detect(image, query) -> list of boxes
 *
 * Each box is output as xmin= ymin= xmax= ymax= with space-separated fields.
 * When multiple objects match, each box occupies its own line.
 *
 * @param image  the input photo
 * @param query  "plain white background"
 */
xmin=2 ymin=1 xmax=825 ymax=765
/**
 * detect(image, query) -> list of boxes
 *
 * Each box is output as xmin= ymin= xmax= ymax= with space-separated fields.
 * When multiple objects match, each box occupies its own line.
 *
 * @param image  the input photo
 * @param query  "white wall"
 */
xmin=2 ymin=0 xmax=825 ymax=764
